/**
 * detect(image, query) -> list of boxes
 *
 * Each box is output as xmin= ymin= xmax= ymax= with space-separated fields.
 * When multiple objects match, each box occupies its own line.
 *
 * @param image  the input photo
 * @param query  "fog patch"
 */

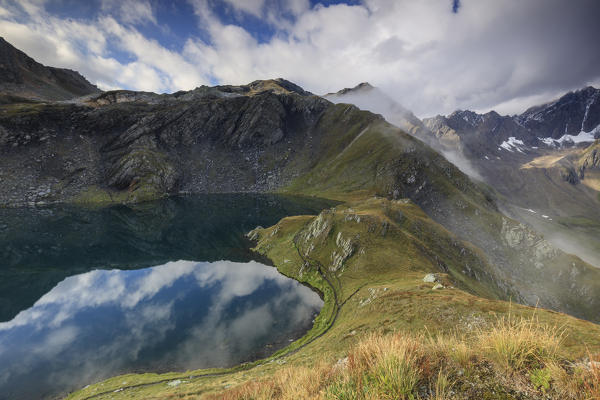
xmin=439 ymin=148 xmax=483 ymax=181
xmin=543 ymin=232 xmax=600 ymax=269
xmin=500 ymin=205 xmax=600 ymax=269
xmin=324 ymin=85 xmax=484 ymax=181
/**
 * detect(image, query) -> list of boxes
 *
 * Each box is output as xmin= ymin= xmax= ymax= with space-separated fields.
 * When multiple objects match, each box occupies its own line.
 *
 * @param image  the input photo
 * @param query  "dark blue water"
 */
xmin=0 ymin=194 xmax=334 ymax=400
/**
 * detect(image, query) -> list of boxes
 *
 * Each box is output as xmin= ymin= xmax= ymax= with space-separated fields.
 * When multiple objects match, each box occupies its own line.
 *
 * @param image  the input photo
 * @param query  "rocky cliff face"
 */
xmin=518 ymin=86 xmax=600 ymax=138
xmin=0 ymin=79 xmax=332 ymax=205
xmin=0 ymin=37 xmax=100 ymax=101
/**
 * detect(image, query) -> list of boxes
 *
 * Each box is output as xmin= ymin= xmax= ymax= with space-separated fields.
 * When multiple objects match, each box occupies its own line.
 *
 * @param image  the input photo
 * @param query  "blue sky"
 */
xmin=0 ymin=0 xmax=599 ymax=117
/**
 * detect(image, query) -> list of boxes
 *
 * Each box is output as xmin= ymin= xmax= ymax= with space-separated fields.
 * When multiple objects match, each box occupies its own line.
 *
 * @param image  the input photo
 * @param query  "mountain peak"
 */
xmin=209 ymin=78 xmax=312 ymax=97
xmin=247 ymin=78 xmax=312 ymax=96
xmin=518 ymin=85 xmax=600 ymax=137
xmin=327 ymin=82 xmax=376 ymax=96
xmin=578 ymin=85 xmax=598 ymax=94
xmin=0 ymin=37 xmax=100 ymax=101
xmin=355 ymin=82 xmax=374 ymax=89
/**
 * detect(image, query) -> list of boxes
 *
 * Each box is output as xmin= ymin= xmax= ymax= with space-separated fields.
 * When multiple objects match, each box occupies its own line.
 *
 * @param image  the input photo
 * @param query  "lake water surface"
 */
xmin=0 ymin=195 xmax=333 ymax=400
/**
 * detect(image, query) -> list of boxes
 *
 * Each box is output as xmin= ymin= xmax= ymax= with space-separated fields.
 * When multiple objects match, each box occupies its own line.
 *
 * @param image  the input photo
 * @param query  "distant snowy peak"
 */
xmin=425 ymin=86 xmax=600 ymax=156
xmin=518 ymin=86 xmax=600 ymax=149
xmin=517 ymin=86 xmax=600 ymax=138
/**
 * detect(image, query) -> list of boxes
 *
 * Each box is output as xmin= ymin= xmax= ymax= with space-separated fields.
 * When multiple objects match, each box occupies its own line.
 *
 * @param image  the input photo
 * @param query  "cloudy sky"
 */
xmin=0 ymin=0 xmax=599 ymax=117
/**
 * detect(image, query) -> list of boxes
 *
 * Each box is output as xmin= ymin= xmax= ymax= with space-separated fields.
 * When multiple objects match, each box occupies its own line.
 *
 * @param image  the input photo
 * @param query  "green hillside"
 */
xmin=66 ymin=103 xmax=600 ymax=400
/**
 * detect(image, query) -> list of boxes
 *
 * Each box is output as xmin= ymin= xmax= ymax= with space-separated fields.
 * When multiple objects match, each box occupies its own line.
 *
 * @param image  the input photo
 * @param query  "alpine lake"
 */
xmin=0 ymin=194 xmax=336 ymax=400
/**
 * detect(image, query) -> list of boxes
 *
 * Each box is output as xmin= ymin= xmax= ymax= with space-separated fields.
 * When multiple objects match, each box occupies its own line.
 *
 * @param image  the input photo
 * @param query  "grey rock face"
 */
xmin=0 ymin=83 xmax=330 ymax=206
xmin=517 ymin=86 xmax=600 ymax=138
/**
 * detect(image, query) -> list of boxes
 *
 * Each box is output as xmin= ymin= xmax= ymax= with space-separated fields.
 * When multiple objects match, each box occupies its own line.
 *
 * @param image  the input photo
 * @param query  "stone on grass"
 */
xmin=423 ymin=273 xmax=438 ymax=283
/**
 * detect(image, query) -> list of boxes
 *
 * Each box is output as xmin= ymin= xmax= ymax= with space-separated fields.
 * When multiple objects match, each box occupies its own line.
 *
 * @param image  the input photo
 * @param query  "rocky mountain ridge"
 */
xmin=0 ymin=78 xmax=332 ymax=206
xmin=423 ymin=86 xmax=600 ymax=157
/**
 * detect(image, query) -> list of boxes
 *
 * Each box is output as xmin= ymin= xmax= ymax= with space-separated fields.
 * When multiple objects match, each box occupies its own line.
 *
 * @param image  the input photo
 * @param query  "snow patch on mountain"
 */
xmin=540 ymin=123 xmax=600 ymax=147
xmin=581 ymin=91 xmax=600 ymax=131
xmin=499 ymin=137 xmax=526 ymax=153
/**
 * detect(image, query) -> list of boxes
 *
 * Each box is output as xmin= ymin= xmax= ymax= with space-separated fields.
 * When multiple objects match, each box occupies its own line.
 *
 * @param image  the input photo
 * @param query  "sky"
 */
xmin=0 ymin=0 xmax=599 ymax=117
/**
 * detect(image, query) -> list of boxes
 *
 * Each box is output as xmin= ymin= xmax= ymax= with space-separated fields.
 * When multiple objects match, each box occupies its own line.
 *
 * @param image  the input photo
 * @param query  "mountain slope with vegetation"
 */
xmin=327 ymin=81 xmax=600 ymax=268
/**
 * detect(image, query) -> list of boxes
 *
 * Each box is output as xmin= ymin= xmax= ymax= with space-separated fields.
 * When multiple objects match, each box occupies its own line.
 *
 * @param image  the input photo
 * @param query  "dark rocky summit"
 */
xmin=0 ymin=37 xmax=100 ymax=101
xmin=517 ymin=86 xmax=600 ymax=138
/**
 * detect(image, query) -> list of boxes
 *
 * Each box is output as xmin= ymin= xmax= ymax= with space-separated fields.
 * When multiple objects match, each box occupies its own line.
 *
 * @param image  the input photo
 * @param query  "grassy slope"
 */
xmin=284 ymin=106 xmax=600 ymax=322
xmin=66 ymin=104 xmax=600 ymax=399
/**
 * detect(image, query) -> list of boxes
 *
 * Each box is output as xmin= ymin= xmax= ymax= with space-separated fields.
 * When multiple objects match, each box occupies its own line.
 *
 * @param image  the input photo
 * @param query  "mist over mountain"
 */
xmin=326 ymin=80 xmax=600 ymax=268
xmin=324 ymin=82 xmax=484 ymax=180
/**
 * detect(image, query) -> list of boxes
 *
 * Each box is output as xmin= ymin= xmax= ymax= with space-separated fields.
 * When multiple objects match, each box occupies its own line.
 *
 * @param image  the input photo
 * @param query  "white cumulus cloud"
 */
xmin=0 ymin=0 xmax=599 ymax=116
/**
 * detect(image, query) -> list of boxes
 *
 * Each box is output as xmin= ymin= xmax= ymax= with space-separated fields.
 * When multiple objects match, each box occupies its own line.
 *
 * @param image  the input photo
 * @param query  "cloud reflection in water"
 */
xmin=0 ymin=260 xmax=322 ymax=400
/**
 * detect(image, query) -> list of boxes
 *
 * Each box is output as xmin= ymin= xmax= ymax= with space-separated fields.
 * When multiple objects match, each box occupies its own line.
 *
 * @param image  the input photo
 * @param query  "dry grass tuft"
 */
xmin=342 ymin=333 xmax=425 ymax=399
xmin=477 ymin=312 xmax=565 ymax=371
xmin=210 ymin=362 xmax=331 ymax=400
xmin=581 ymin=351 xmax=600 ymax=400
